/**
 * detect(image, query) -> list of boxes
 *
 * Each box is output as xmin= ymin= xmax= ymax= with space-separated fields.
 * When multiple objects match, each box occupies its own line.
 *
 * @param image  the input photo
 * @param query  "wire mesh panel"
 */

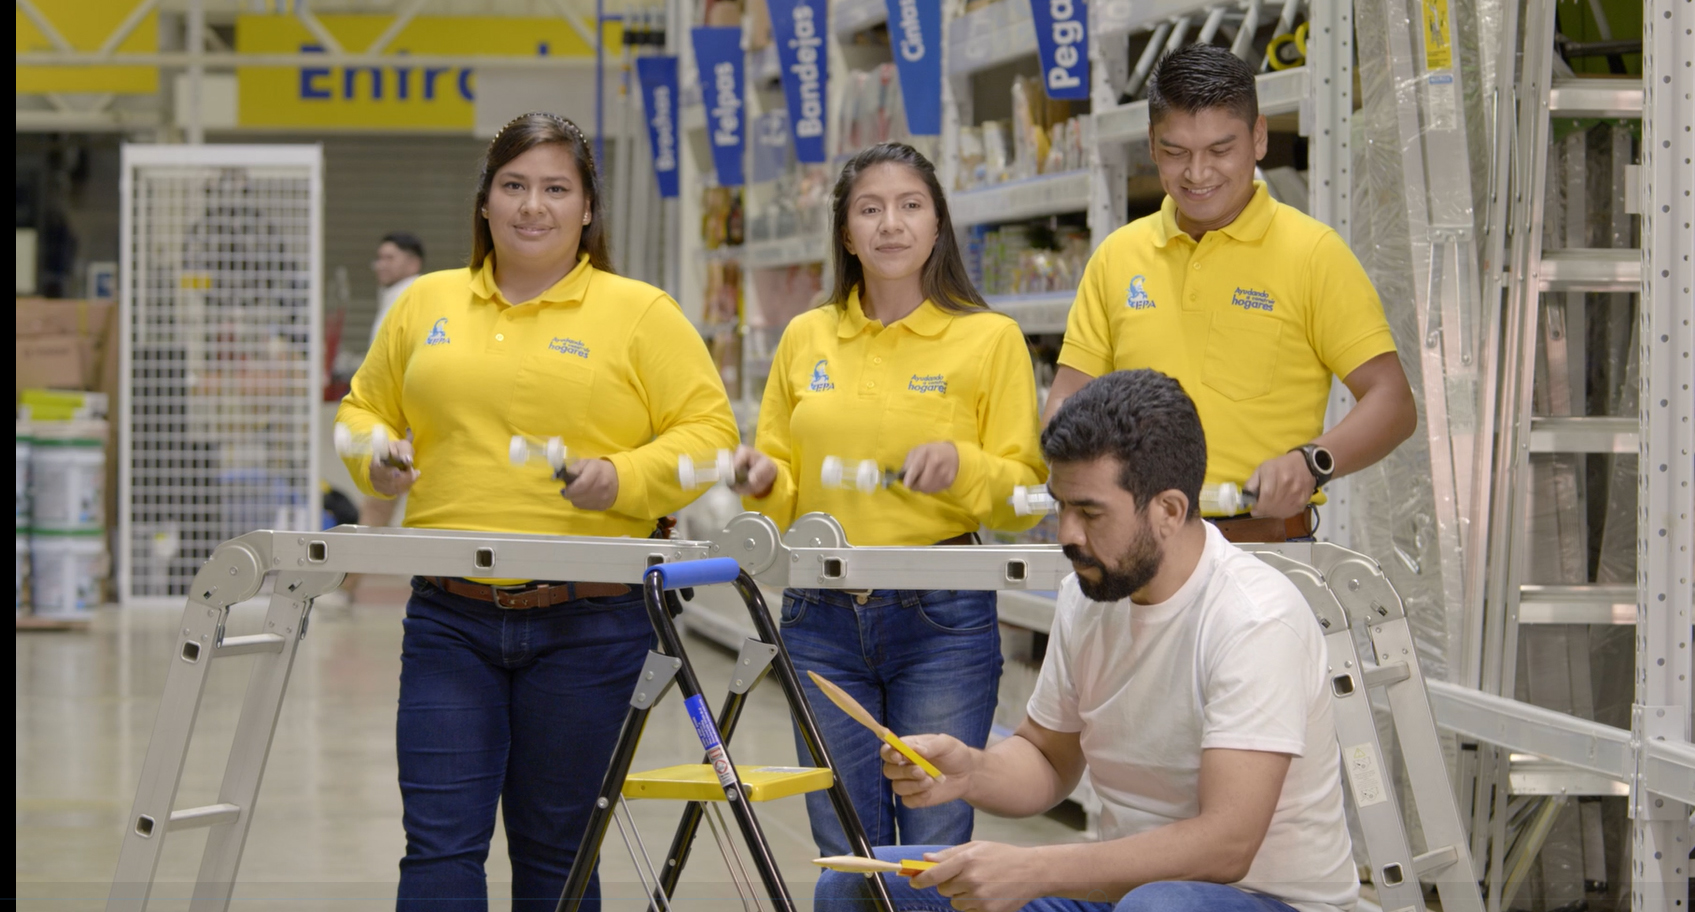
xmin=119 ymin=145 xmax=322 ymax=604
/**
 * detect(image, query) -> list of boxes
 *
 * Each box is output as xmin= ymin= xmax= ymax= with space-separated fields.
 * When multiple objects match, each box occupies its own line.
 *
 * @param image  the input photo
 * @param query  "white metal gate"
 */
xmin=118 ymin=145 xmax=323 ymax=605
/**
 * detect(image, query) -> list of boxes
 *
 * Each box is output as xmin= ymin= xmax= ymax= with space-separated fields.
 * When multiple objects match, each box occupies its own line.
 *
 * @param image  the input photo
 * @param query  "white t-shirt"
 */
xmin=1027 ymin=523 xmax=1357 ymax=912
xmin=370 ymin=274 xmax=420 ymax=345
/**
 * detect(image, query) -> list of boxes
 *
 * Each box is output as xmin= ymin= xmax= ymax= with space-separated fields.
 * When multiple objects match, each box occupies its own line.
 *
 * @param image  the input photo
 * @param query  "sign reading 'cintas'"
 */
xmin=768 ymin=0 xmax=829 ymax=163
xmin=1031 ymin=0 xmax=1090 ymax=101
xmin=883 ymin=0 xmax=942 ymax=135
xmin=692 ymin=26 xmax=746 ymax=186
xmin=635 ymin=56 xmax=680 ymax=198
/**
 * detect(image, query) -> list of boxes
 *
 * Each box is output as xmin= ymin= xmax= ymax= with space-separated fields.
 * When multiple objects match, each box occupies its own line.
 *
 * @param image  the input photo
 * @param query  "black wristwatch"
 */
xmin=1292 ymin=444 xmax=1336 ymax=490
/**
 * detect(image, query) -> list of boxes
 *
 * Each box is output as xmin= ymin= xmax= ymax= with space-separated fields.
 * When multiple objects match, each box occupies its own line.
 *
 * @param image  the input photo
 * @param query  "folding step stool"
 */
xmin=1248 ymin=543 xmax=1485 ymax=912
xmin=557 ymin=556 xmax=896 ymax=912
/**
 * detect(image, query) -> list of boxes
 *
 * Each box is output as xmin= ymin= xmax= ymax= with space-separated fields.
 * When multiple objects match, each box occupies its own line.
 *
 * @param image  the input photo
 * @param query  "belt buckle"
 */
xmin=491 ymin=584 xmax=532 ymax=609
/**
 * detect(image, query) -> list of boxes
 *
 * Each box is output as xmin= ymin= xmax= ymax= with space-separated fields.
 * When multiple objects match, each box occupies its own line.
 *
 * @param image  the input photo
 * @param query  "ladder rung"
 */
xmin=1362 ymin=662 xmax=1412 ymax=689
xmin=1547 ymin=78 xmax=1643 ymax=118
xmin=1413 ymin=845 xmax=1459 ymax=876
xmin=1528 ymin=416 xmax=1639 ymax=454
xmin=1508 ymin=757 xmax=1630 ymax=796
xmin=168 ymin=803 xmax=242 ymax=830
xmin=622 ymin=764 xmax=833 ymax=802
xmin=1519 ymin=585 xmax=1636 ymax=625
xmin=213 ymin=633 xmax=288 ymax=658
xmin=1538 ymin=249 xmax=1641 ymax=292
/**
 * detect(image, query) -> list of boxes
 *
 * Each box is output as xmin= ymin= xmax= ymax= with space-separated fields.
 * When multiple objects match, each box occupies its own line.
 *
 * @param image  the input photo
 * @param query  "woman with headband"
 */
xmin=336 ymin=113 xmax=737 ymax=911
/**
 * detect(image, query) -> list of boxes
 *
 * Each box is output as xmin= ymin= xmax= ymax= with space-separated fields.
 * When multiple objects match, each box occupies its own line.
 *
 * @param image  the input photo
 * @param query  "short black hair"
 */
xmin=1041 ymin=370 xmax=1207 ymax=518
xmin=1146 ymin=43 xmax=1259 ymax=128
xmin=380 ymin=231 xmax=425 ymax=265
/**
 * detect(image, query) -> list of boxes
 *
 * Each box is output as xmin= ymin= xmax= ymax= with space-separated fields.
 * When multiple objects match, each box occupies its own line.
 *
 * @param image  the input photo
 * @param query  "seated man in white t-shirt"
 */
xmin=815 ymin=369 xmax=1357 ymax=912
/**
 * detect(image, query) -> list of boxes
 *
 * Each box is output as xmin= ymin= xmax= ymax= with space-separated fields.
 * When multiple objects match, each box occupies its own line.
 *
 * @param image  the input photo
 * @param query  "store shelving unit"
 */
xmin=950 ymin=170 xmax=1094 ymax=226
xmin=983 ymin=293 xmax=1072 ymax=335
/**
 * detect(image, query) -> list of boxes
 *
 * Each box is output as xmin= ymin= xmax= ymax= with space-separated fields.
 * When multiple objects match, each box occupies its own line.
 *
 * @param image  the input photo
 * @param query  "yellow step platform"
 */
xmin=623 ymin=764 xmax=834 ymax=802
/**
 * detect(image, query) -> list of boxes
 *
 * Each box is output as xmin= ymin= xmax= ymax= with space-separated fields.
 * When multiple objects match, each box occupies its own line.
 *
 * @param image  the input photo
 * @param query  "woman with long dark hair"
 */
xmin=337 ymin=112 xmax=737 ymax=911
xmin=730 ymin=142 xmax=1045 ymax=853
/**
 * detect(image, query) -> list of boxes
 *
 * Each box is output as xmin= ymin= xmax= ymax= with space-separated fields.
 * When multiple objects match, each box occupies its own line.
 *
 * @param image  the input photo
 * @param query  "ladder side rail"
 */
xmin=107 ymin=596 xmax=232 ymax=912
xmin=1473 ymin=7 xmax=1559 ymax=905
xmin=107 ymin=534 xmax=278 ymax=912
xmin=637 ymin=573 xmax=797 ymax=911
xmin=727 ymin=570 xmax=900 ymax=912
xmin=188 ymin=572 xmax=342 ymax=912
xmin=1253 ymin=552 xmax=1429 ymax=911
xmin=1332 ymin=566 xmax=1486 ymax=912
xmin=557 ymin=649 xmax=684 ymax=912
xmin=1459 ymin=0 xmax=1522 ymax=694
xmin=1370 ymin=0 xmax=1471 ymax=655
xmin=652 ymin=634 xmax=779 ymax=904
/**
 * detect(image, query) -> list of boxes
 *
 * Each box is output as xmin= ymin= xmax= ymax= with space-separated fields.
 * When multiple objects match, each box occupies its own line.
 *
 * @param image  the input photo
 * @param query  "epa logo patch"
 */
xmin=808 ymin=359 xmax=835 ymax=392
xmin=1125 ymin=275 xmax=1155 ymax=310
xmin=425 ymin=318 xmax=451 ymax=345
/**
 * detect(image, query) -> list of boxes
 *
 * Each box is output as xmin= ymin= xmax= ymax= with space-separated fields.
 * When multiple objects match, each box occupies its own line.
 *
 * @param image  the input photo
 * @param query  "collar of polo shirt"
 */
xmin=468 ymin=252 xmax=595 ymax=307
xmin=835 ymin=287 xmax=953 ymax=339
xmin=1152 ymin=180 xmax=1277 ymax=248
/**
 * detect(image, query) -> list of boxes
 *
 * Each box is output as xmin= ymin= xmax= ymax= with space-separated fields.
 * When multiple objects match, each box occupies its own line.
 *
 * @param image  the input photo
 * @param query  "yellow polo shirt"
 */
xmin=745 ymin=290 xmax=1046 ymax=545
xmin=1059 ymin=182 xmax=1395 ymax=499
xmin=338 ymin=254 xmax=738 ymax=540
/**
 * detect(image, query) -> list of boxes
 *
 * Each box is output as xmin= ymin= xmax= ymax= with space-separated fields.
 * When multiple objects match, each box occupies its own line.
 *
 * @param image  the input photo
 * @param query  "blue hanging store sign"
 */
xmin=635 ymin=56 xmax=681 ymax=198
xmin=692 ymin=26 xmax=746 ymax=186
xmin=1031 ymin=0 xmax=1090 ymax=101
xmin=767 ymin=0 xmax=829 ymax=163
xmin=883 ymin=0 xmax=942 ymax=135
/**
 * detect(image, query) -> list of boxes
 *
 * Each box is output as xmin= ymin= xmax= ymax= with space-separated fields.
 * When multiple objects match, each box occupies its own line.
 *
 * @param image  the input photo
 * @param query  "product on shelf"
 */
xmin=955 ymin=79 xmax=1089 ymax=191
xmin=835 ymin=64 xmax=909 ymax=158
xmin=969 ymin=222 xmax=1091 ymax=297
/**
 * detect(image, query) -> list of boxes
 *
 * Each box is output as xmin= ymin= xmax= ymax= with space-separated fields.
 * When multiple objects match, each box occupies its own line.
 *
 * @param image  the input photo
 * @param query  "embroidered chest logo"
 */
xmin=1125 ymin=275 xmax=1155 ymax=310
xmin=809 ymin=359 xmax=835 ymax=392
xmin=426 ymin=318 xmax=451 ymax=345
xmin=548 ymin=337 xmax=590 ymax=359
xmin=1230 ymin=287 xmax=1276 ymax=312
xmin=908 ymin=374 xmax=947 ymax=394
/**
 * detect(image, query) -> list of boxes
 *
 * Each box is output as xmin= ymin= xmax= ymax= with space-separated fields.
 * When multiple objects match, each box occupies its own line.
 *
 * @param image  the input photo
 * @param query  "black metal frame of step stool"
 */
xmin=555 ymin=564 xmax=897 ymax=912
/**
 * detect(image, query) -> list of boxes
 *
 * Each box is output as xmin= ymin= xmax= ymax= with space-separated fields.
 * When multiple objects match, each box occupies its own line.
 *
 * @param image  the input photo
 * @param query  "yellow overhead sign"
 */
xmin=15 ymin=0 xmax=159 ymax=94
xmin=236 ymin=14 xmax=618 ymax=130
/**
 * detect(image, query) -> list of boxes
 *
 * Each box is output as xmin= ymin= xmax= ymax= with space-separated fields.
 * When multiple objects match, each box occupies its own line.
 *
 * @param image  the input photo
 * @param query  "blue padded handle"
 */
xmin=646 ymin=557 xmax=742 ymax=591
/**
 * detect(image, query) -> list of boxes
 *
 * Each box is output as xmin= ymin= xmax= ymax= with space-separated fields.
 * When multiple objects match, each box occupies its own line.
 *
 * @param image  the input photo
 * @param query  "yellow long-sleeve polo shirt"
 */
xmin=337 ymin=254 xmax=738 ymax=540
xmin=744 ymin=290 xmax=1046 ymax=546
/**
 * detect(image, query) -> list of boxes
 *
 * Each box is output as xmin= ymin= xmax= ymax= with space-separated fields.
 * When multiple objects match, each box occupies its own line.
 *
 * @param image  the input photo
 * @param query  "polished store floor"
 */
xmin=16 ymin=578 xmax=1085 ymax=911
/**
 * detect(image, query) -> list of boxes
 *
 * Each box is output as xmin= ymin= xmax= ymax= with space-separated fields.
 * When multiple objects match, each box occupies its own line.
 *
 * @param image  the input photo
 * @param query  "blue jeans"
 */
xmin=395 ymin=577 xmax=653 ymax=912
xmin=816 ymin=845 xmax=1301 ymax=912
xmin=781 ymin=588 xmax=1002 ymax=856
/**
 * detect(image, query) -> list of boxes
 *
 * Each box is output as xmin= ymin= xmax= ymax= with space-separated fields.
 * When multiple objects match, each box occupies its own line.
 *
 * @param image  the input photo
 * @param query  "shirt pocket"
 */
xmin=878 ymin=392 xmax=959 ymax=464
xmin=1201 ymin=311 xmax=1282 ymax=401
xmin=506 ymin=349 xmax=598 ymax=442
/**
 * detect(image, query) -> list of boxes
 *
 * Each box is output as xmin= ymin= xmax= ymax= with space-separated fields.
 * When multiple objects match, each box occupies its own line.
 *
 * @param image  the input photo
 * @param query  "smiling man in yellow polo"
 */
xmin=1043 ymin=44 xmax=1416 ymax=541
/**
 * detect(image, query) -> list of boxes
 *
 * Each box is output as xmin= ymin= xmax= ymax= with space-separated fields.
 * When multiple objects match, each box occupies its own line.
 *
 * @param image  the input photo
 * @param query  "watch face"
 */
xmin=1310 ymin=446 xmax=1335 ymax=476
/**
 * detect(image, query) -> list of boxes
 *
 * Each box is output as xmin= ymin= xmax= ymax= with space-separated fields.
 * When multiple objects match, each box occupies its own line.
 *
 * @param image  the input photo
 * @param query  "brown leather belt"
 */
xmin=935 ymin=531 xmax=980 ymax=546
xmin=1208 ymin=509 xmax=1315 ymax=543
xmin=422 ymin=576 xmax=632 ymax=609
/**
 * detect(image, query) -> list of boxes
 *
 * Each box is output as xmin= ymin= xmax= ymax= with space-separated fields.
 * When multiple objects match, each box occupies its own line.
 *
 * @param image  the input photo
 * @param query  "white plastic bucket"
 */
xmin=29 ymin=420 xmax=107 ymax=532
xmin=30 ymin=531 xmax=106 ymax=615
xmin=15 ymin=428 xmax=30 ymax=530
xmin=16 ymin=534 xmax=29 ymax=617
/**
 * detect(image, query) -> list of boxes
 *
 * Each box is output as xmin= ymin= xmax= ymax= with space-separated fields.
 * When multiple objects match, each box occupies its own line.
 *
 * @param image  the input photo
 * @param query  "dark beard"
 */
xmin=1064 ymin=523 xmax=1163 ymax=603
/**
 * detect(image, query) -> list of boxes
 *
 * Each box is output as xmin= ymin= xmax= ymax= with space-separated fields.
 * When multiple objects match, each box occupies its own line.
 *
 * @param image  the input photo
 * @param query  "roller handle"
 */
xmin=645 ymin=557 xmax=743 ymax=591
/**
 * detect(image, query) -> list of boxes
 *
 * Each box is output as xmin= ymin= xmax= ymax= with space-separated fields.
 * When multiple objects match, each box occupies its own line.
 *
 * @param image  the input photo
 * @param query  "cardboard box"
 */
xmin=16 ymin=298 xmax=114 ymax=340
xmin=16 ymin=334 xmax=94 ymax=391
